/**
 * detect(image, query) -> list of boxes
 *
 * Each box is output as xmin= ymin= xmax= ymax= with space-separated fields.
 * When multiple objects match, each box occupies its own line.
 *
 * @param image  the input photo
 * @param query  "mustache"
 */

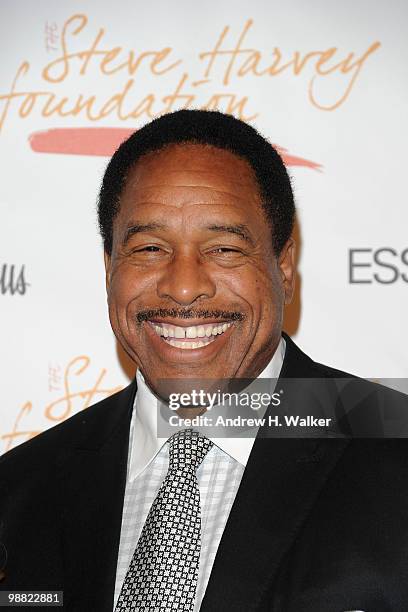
xmin=136 ymin=308 xmax=245 ymax=323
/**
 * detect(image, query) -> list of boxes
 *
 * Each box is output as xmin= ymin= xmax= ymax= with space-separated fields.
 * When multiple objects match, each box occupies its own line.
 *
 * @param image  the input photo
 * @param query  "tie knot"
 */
xmin=168 ymin=429 xmax=213 ymax=472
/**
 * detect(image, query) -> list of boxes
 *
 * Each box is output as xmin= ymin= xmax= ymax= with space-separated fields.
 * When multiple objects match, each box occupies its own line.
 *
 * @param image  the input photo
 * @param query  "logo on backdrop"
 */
xmin=0 ymin=264 xmax=30 ymax=295
xmin=0 ymin=355 xmax=123 ymax=455
xmin=0 ymin=14 xmax=381 ymax=162
xmin=348 ymin=248 xmax=408 ymax=284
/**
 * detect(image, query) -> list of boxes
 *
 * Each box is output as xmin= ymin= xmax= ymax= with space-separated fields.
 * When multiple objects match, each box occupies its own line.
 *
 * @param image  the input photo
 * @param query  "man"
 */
xmin=1 ymin=110 xmax=408 ymax=612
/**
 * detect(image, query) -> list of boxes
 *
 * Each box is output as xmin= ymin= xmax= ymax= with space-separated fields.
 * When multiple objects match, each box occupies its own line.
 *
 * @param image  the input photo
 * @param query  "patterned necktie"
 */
xmin=115 ymin=428 xmax=213 ymax=611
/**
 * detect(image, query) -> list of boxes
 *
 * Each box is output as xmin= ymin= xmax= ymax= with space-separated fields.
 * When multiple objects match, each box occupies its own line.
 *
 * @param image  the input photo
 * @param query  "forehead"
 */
xmin=119 ymin=144 xmax=263 ymax=215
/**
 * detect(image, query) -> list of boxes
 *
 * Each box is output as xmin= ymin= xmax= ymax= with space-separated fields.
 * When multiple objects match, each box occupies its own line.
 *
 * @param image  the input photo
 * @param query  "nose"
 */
xmin=156 ymin=252 xmax=216 ymax=306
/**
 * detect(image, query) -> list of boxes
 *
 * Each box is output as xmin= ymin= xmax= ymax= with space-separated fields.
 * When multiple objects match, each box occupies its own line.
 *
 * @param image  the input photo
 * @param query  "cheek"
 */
xmin=108 ymin=264 xmax=151 ymax=309
xmin=221 ymin=265 xmax=278 ymax=314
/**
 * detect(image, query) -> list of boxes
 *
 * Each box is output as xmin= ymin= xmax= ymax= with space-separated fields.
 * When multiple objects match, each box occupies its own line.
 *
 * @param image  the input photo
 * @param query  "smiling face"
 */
xmin=104 ymin=144 xmax=295 ymax=395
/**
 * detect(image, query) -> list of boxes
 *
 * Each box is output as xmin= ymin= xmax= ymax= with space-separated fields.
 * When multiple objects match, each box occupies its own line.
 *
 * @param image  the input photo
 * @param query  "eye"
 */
xmin=210 ymin=247 xmax=242 ymax=255
xmin=131 ymin=245 xmax=162 ymax=253
xmin=210 ymin=247 xmax=243 ymax=259
xmin=206 ymin=247 xmax=247 ymax=266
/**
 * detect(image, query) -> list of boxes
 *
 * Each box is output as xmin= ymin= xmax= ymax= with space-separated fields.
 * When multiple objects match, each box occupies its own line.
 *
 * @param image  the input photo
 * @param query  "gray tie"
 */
xmin=115 ymin=428 xmax=213 ymax=611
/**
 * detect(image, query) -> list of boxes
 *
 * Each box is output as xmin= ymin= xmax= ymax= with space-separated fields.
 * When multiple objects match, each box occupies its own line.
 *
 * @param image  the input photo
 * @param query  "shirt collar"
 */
xmin=128 ymin=337 xmax=286 ymax=482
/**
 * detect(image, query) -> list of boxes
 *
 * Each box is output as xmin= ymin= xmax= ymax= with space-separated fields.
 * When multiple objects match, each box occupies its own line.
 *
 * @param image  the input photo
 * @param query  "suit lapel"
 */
xmin=200 ymin=335 xmax=350 ymax=612
xmin=58 ymin=380 xmax=137 ymax=611
xmin=56 ymin=337 xmax=350 ymax=611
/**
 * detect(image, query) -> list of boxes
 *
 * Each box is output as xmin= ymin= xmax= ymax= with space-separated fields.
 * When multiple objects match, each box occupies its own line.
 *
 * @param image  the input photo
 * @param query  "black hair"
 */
xmin=98 ymin=109 xmax=295 ymax=255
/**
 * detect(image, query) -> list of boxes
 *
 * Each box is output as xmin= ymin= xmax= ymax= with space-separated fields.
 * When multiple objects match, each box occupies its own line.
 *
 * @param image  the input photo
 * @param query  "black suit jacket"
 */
xmin=1 ymin=334 xmax=408 ymax=611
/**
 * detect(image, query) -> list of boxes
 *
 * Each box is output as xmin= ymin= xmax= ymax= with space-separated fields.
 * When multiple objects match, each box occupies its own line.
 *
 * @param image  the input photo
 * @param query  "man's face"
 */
xmin=105 ymin=144 xmax=295 ymax=394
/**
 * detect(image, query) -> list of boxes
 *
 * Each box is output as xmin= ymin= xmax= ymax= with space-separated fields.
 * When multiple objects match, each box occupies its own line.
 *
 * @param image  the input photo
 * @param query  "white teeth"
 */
xmin=186 ymin=326 xmax=197 ymax=339
xmin=166 ymin=337 xmax=214 ymax=349
xmin=149 ymin=321 xmax=233 ymax=344
xmin=174 ymin=327 xmax=185 ymax=339
xmin=197 ymin=326 xmax=205 ymax=338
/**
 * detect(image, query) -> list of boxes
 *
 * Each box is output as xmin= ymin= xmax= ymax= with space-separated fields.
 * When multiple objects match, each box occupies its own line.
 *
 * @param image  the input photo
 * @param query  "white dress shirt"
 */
xmin=113 ymin=338 xmax=286 ymax=610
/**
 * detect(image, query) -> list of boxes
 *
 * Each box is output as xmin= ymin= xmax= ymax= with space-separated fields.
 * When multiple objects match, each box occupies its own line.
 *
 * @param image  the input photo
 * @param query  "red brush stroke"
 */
xmin=29 ymin=127 xmax=133 ymax=157
xmin=273 ymin=145 xmax=322 ymax=172
xmin=28 ymin=127 xmax=322 ymax=171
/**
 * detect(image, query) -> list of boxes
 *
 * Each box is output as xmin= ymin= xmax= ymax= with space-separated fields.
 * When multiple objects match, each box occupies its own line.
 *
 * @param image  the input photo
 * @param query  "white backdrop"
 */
xmin=1 ymin=0 xmax=407 ymax=455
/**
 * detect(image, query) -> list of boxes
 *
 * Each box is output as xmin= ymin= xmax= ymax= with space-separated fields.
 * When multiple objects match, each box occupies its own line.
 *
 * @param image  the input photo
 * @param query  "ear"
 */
xmin=104 ymin=250 xmax=112 ymax=294
xmin=278 ymin=238 xmax=296 ymax=305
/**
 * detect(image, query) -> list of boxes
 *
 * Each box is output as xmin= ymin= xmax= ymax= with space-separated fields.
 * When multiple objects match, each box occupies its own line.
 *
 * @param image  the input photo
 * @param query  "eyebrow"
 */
xmin=123 ymin=222 xmax=167 ymax=245
xmin=122 ymin=221 xmax=255 ymax=246
xmin=206 ymin=224 xmax=255 ymax=246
